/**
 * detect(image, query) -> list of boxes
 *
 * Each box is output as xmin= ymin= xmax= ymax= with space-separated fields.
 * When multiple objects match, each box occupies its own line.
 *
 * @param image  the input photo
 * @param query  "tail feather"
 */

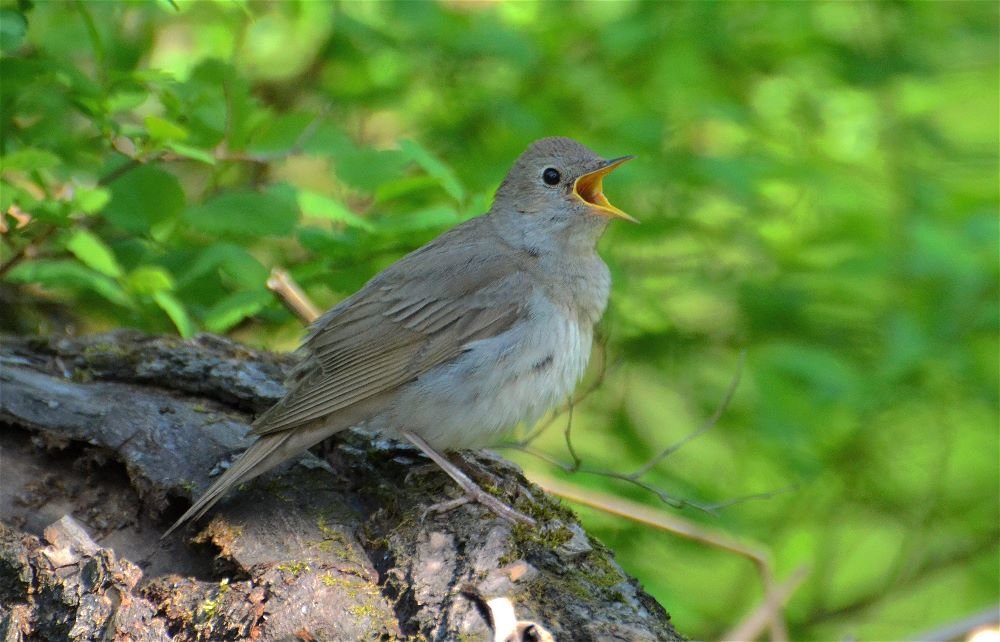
xmin=162 ymin=420 xmax=338 ymax=539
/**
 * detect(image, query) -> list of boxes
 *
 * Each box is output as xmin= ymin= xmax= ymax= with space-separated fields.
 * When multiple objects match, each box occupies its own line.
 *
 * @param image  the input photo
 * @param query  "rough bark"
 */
xmin=0 ymin=331 xmax=683 ymax=642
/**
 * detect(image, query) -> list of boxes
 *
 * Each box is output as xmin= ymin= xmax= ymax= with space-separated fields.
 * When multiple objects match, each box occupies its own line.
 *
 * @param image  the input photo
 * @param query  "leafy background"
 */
xmin=1 ymin=1 xmax=996 ymax=640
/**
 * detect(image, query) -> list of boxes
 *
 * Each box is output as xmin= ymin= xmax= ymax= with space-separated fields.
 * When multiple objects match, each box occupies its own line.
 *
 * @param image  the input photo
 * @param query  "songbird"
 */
xmin=164 ymin=136 xmax=634 ymax=537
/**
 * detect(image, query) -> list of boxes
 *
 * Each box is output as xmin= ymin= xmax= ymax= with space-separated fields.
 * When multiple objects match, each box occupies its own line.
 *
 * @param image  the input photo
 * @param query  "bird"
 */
xmin=163 ymin=136 xmax=635 ymax=537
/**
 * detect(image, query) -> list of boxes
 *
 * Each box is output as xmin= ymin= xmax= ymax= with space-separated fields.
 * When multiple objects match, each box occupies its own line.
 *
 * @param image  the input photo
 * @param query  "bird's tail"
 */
xmin=162 ymin=421 xmax=336 ymax=539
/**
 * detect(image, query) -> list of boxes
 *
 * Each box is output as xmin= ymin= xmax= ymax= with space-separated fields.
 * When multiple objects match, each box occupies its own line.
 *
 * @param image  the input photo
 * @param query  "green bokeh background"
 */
xmin=2 ymin=1 xmax=996 ymax=640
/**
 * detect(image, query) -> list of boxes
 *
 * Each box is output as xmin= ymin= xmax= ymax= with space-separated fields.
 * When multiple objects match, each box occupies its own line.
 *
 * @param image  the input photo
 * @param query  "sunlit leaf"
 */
xmin=378 ymin=205 xmax=458 ymax=233
xmin=164 ymin=141 xmax=217 ymax=165
xmin=374 ymin=175 xmax=440 ymax=203
xmin=399 ymin=139 xmax=465 ymax=201
xmin=66 ymin=229 xmax=123 ymax=278
xmin=297 ymin=190 xmax=375 ymax=231
xmin=332 ymin=147 xmax=407 ymax=192
xmin=74 ymin=186 xmax=111 ymax=214
xmin=153 ymin=290 xmax=196 ymax=337
xmin=0 ymin=148 xmax=60 ymax=172
xmin=6 ymin=260 xmax=132 ymax=308
xmin=127 ymin=265 xmax=175 ymax=295
xmin=145 ymin=115 xmax=189 ymax=142
xmin=203 ymin=289 xmax=272 ymax=333
xmin=106 ymin=91 xmax=147 ymax=113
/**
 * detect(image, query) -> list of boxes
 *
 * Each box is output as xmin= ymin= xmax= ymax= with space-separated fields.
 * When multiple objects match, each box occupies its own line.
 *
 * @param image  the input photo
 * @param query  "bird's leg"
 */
xmin=406 ymin=452 xmax=503 ymax=487
xmin=401 ymin=431 xmax=536 ymax=526
xmin=419 ymin=496 xmax=472 ymax=522
xmin=449 ymin=451 xmax=504 ymax=486
xmin=451 ymin=452 xmax=540 ymax=506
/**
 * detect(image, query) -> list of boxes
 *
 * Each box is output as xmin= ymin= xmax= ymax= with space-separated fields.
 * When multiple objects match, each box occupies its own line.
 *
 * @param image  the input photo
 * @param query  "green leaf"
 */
xmin=106 ymin=91 xmax=147 ymax=113
xmin=74 ymin=186 xmax=111 ymax=214
xmin=399 ymin=139 xmax=465 ymax=201
xmin=297 ymin=190 xmax=375 ymax=231
xmin=459 ymin=191 xmax=491 ymax=219
xmin=0 ymin=178 xmax=31 ymax=212
xmin=0 ymin=9 xmax=27 ymax=54
xmin=203 ymin=289 xmax=273 ymax=333
xmin=102 ymin=165 xmax=185 ymax=234
xmin=164 ymin=141 xmax=217 ymax=165
xmin=184 ymin=186 xmax=299 ymax=238
xmin=246 ymin=111 xmax=314 ymax=156
xmin=0 ymin=148 xmax=60 ymax=172
xmin=145 ymin=115 xmax=189 ymax=142
xmin=186 ymin=60 xmax=255 ymax=150
xmin=374 ymin=175 xmax=441 ymax=204
xmin=6 ymin=260 xmax=132 ymax=308
xmin=333 ymin=148 xmax=407 ymax=192
xmin=66 ymin=230 xmax=123 ymax=278
xmin=297 ymin=226 xmax=348 ymax=255
xmin=175 ymin=244 xmax=266 ymax=289
xmin=153 ymin=290 xmax=196 ymax=337
xmin=379 ymin=205 xmax=459 ymax=233
xmin=298 ymin=120 xmax=353 ymax=156
xmin=127 ymin=265 xmax=175 ymax=295
xmin=30 ymin=201 xmax=73 ymax=224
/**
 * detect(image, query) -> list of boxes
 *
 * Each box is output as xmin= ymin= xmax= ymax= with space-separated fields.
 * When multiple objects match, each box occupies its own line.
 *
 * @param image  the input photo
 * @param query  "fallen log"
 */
xmin=0 ymin=331 xmax=682 ymax=641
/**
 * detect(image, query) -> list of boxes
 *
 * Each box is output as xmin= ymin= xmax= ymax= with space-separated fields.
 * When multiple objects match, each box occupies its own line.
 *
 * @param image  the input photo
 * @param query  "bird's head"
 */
xmin=490 ymin=137 xmax=635 ymax=250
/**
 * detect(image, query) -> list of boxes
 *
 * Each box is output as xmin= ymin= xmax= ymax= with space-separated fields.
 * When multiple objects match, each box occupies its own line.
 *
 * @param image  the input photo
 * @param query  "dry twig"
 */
xmin=533 ymin=474 xmax=807 ymax=642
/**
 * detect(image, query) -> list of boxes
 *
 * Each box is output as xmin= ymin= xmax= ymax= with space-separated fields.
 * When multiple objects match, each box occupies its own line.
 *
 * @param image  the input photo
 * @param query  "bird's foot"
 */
xmin=421 ymin=487 xmax=535 ymax=526
xmin=402 ymin=431 xmax=536 ymax=526
xmin=455 ymin=452 xmax=540 ymax=506
xmin=420 ymin=495 xmax=472 ymax=521
xmin=404 ymin=463 xmax=440 ymax=484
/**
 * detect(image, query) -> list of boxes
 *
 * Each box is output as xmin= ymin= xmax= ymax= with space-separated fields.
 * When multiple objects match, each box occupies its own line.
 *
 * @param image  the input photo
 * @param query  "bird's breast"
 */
xmin=383 ymin=304 xmax=594 ymax=451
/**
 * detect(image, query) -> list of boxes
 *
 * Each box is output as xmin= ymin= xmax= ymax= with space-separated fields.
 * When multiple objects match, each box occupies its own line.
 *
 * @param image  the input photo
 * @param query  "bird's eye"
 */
xmin=542 ymin=167 xmax=561 ymax=186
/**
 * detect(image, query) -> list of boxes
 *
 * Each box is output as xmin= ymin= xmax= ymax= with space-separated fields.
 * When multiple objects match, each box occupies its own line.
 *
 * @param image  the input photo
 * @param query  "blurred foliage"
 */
xmin=1 ymin=1 xmax=996 ymax=640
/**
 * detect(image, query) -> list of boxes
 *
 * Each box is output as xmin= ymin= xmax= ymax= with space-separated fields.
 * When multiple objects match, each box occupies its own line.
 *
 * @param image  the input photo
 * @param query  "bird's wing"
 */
xmin=251 ymin=226 xmax=534 ymax=436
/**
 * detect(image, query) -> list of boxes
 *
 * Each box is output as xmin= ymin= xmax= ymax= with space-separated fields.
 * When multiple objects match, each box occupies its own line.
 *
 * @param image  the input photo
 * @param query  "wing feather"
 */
xmin=252 ymin=224 xmax=535 ymax=436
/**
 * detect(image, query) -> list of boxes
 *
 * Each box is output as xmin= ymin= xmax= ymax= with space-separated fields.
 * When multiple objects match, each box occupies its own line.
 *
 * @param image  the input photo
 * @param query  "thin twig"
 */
xmin=513 ymin=446 xmax=712 ymax=512
xmin=289 ymin=104 xmax=332 ymax=156
xmin=509 ymin=350 xmax=752 ymax=513
xmin=0 ymin=224 xmax=56 ymax=279
xmin=629 ymin=350 xmax=745 ymax=479
xmin=222 ymin=79 xmax=234 ymax=154
xmin=719 ymin=565 xmax=809 ymax=642
xmin=3 ymin=149 xmax=146 ymax=278
xmin=702 ymin=486 xmax=798 ymax=512
xmin=533 ymin=473 xmax=757 ymax=554
xmin=562 ymin=402 xmax=581 ymax=471
xmin=267 ymin=268 xmax=321 ymax=324
xmin=532 ymin=473 xmax=806 ymax=642
xmin=97 ymin=157 xmax=145 ymax=186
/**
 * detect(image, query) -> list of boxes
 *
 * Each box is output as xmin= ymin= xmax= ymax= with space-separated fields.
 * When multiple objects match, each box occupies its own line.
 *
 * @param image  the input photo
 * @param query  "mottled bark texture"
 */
xmin=0 ymin=332 xmax=682 ymax=642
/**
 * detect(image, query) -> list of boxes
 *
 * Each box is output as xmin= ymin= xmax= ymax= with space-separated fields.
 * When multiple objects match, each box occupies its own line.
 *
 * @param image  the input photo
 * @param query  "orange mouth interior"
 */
xmin=572 ymin=157 xmax=637 ymax=223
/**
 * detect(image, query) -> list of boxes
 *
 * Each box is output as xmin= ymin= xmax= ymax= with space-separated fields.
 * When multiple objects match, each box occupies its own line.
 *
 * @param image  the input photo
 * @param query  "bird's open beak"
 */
xmin=573 ymin=156 xmax=638 ymax=223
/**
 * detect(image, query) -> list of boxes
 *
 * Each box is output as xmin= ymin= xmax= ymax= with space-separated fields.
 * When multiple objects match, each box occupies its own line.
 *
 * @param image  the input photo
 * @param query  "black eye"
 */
xmin=542 ymin=167 xmax=561 ymax=185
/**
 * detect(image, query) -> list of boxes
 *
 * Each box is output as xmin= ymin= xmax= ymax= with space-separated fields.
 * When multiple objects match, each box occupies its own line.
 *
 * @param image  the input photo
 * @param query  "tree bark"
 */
xmin=0 ymin=331 xmax=683 ymax=642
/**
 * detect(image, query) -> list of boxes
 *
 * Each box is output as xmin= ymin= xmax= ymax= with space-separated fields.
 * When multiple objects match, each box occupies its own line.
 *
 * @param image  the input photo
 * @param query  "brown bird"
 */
xmin=164 ymin=136 xmax=634 ymax=537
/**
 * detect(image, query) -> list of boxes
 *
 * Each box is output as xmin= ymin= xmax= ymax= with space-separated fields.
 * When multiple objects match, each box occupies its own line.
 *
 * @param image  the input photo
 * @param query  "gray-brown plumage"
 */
xmin=164 ymin=137 xmax=634 ymax=537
